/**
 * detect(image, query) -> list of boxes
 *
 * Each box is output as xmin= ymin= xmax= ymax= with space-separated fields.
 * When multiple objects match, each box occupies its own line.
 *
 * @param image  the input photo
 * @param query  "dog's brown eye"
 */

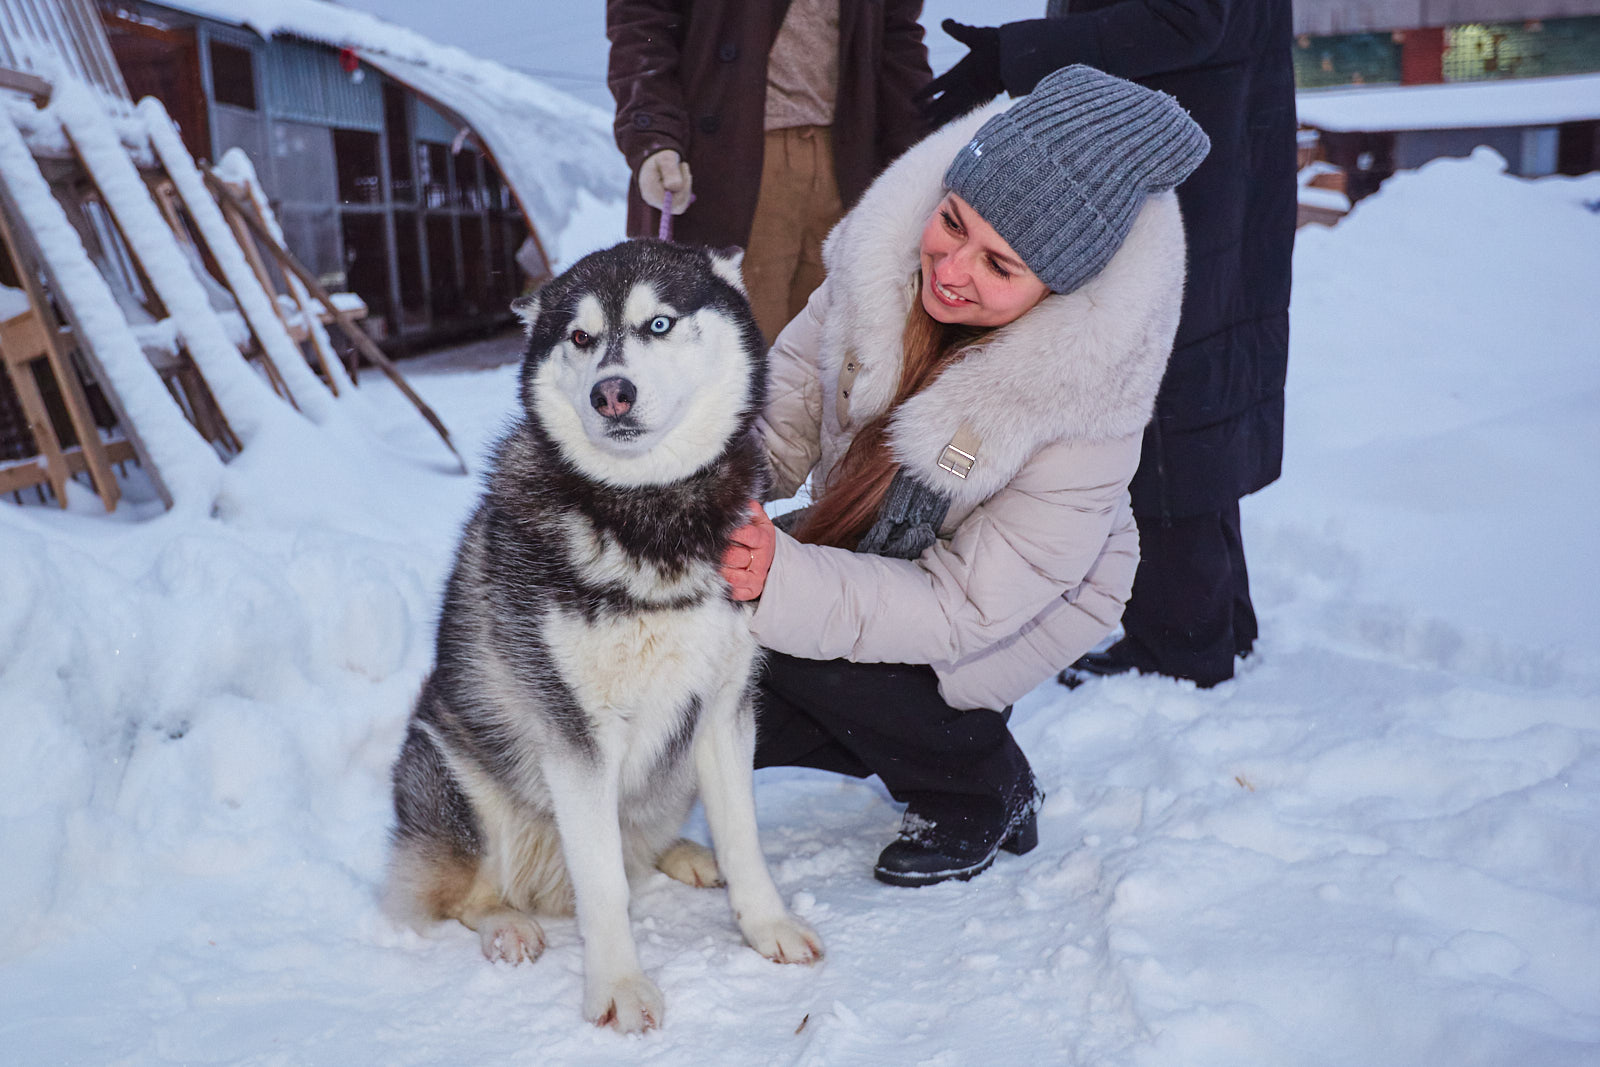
xmin=571 ymin=329 xmax=592 ymax=348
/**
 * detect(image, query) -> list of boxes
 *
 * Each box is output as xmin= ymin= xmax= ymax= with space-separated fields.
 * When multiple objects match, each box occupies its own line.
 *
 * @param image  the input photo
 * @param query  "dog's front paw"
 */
xmin=656 ymin=839 xmax=724 ymax=888
xmin=477 ymin=913 xmax=545 ymax=965
xmin=741 ymin=913 xmax=823 ymax=965
xmin=586 ymin=972 xmax=664 ymax=1033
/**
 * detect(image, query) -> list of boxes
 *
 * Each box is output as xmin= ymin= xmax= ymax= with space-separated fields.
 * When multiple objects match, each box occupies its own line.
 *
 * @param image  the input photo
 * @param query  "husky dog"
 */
xmin=384 ymin=240 xmax=821 ymax=1032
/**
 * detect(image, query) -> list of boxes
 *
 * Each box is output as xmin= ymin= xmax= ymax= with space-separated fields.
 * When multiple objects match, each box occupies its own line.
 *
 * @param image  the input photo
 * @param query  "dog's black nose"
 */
xmin=590 ymin=377 xmax=637 ymax=419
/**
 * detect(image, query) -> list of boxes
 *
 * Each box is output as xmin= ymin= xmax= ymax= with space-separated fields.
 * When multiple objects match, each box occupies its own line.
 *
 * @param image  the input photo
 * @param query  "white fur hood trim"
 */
xmin=816 ymin=104 xmax=1187 ymax=509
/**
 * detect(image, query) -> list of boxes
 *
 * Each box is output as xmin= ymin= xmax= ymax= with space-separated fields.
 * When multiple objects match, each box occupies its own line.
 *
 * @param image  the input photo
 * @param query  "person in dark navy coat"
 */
xmin=918 ymin=0 xmax=1297 ymax=687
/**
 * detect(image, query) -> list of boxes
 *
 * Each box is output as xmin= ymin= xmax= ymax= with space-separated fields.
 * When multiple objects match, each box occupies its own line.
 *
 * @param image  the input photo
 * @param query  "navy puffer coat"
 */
xmin=997 ymin=0 xmax=1297 ymax=519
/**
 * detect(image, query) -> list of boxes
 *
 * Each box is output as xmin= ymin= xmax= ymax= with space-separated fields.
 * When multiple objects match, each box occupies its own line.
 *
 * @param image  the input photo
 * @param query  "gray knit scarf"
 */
xmin=855 ymin=468 xmax=952 ymax=560
xmin=775 ymin=470 xmax=950 ymax=562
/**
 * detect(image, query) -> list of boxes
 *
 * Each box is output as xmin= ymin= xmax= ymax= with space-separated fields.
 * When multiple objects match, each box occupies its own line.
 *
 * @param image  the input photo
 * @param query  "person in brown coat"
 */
xmin=606 ymin=0 xmax=930 ymax=341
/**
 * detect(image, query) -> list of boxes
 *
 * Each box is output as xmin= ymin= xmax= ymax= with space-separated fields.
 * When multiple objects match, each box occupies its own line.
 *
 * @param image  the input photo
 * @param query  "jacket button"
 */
xmin=698 ymin=115 xmax=719 ymax=134
xmin=718 ymin=43 xmax=739 ymax=62
xmin=632 ymin=112 xmax=653 ymax=130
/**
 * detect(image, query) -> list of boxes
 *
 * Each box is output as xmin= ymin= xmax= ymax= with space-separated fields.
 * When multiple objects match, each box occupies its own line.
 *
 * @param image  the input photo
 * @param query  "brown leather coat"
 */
xmin=606 ymin=0 xmax=931 ymax=248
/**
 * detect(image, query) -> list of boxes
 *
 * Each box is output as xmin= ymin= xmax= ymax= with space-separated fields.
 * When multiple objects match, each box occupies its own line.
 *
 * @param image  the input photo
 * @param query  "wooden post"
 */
xmin=225 ymin=166 xmax=345 ymax=396
xmin=0 ymin=311 xmax=72 ymax=506
xmin=216 ymin=183 xmax=341 ymax=393
xmin=147 ymin=175 xmax=299 ymax=410
xmin=0 ymin=203 xmax=122 ymax=510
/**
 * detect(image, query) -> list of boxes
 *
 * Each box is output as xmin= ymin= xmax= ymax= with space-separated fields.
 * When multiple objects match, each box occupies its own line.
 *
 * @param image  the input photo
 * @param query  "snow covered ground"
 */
xmin=2 ymin=151 xmax=1597 ymax=1065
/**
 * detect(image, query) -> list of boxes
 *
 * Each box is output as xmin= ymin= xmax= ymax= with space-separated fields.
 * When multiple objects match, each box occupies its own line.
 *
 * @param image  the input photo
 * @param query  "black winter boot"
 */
xmin=1057 ymin=639 xmax=1155 ymax=688
xmin=1059 ymin=637 xmax=1251 ymax=690
xmin=873 ymin=785 xmax=1042 ymax=887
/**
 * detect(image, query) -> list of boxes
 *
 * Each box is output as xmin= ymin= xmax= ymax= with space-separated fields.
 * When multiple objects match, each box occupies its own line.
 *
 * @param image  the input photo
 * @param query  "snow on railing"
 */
xmin=53 ymin=82 xmax=291 ymax=447
xmin=214 ymin=147 xmax=355 ymax=398
xmin=141 ymin=96 xmax=338 ymax=425
xmin=0 ymin=97 xmax=222 ymax=509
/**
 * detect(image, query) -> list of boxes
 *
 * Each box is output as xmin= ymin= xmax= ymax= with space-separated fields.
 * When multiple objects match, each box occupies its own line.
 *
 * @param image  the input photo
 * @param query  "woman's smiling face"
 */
xmin=918 ymin=193 xmax=1050 ymax=328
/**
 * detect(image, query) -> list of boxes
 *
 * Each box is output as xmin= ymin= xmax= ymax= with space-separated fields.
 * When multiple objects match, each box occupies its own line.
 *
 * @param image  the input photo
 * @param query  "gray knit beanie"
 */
xmin=943 ymin=65 xmax=1210 ymax=294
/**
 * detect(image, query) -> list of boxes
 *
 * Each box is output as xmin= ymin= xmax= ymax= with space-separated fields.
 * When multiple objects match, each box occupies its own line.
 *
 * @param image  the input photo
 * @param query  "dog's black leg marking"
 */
xmin=392 ymin=692 xmax=482 ymax=857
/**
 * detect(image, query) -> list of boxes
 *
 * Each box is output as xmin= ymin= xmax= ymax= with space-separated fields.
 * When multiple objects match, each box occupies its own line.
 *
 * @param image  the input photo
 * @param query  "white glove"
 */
xmin=637 ymin=149 xmax=692 ymax=214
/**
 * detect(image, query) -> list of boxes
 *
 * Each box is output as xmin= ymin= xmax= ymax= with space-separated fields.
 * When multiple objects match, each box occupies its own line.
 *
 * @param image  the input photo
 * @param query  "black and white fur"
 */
xmin=384 ymin=240 xmax=821 ymax=1033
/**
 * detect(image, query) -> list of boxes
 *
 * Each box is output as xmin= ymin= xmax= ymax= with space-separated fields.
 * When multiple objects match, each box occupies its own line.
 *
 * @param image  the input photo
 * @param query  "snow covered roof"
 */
xmin=128 ymin=0 xmax=626 ymax=253
xmin=1292 ymin=0 xmax=1600 ymax=35
xmin=1297 ymin=72 xmax=1600 ymax=132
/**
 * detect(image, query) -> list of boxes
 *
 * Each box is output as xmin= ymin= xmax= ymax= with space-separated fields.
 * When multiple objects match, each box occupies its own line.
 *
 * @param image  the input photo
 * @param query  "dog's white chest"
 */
xmin=543 ymin=596 xmax=753 ymax=717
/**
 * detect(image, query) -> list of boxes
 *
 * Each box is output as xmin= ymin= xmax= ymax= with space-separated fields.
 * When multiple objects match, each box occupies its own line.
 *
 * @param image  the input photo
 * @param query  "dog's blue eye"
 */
xmin=648 ymin=316 xmax=673 ymax=335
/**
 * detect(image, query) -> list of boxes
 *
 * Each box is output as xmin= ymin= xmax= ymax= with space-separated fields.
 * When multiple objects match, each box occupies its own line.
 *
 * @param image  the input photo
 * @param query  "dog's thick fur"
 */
xmin=384 ymin=240 xmax=821 ymax=1033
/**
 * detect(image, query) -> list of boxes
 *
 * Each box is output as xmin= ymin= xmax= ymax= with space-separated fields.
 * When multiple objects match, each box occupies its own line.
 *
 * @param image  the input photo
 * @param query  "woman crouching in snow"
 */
xmin=721 ymin=66 xmax=1210 ymax=886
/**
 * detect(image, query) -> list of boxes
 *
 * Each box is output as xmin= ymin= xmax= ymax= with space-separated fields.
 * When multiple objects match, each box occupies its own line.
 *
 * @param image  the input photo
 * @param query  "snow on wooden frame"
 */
xmin=1 ymin=83 xmax=465 ymax=514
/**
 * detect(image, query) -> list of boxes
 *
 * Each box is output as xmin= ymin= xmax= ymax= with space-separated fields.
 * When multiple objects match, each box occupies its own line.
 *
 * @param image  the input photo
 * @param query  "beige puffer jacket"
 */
xmin=749 ymin=104 xmax=1188 ymax=711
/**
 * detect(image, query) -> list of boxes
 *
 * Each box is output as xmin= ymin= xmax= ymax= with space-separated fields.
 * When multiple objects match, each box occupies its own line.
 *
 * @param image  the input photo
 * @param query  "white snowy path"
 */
xmin=1 ymin=154 xmax=1597 ymax=1065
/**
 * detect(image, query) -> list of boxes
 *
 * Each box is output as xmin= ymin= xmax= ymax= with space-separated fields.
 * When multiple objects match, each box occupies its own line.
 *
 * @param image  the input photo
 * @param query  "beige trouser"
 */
xmin=743 ymin=125 xmax=844 ymax=344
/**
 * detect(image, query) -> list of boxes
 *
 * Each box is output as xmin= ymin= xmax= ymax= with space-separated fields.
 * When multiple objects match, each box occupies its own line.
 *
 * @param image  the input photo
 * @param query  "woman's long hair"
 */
xmin=793 ymin=296 xmax=988 ymax=550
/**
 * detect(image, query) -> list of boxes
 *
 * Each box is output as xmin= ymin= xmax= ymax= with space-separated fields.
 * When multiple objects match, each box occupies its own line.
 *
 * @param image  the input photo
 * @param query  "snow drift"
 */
xmin=0 ymin=150 xmax=1596 ymax=1065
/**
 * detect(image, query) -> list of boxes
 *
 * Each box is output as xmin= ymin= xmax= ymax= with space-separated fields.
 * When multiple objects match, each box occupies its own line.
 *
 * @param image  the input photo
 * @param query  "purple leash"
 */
xmin=658 ymin=189 xmax=674 ymax=241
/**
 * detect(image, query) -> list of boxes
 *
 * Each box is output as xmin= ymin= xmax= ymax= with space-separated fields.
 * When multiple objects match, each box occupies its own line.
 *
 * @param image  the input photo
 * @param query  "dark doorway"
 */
xmin=341 ymin=213 xmax=392 ymax=338
xmin=425 ymin=214 xmax=460 ymax=321
xmin=1558 ymin=121 xmax=1600 ymax=176
xmin=393 ymin=211 xmax=427 ymax=332
xmin=333 ymin=128 xmax=383 ymax=206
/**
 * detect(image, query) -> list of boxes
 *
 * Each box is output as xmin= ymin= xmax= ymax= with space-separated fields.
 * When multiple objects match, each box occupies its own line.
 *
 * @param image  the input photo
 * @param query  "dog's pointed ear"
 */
xmin=511 ymin=291 xmax=542 ymax=333
xmin=708 ymin=247 xmax=747 ymax=295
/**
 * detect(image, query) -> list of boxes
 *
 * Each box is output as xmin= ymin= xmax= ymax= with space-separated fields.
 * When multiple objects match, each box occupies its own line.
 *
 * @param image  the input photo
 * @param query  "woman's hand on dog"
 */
xmin=723 ymin=500 xmax=775 ymax=601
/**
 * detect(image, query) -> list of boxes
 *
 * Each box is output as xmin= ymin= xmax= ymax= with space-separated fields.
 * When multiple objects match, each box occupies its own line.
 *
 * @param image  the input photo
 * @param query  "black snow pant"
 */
xmin=752 ymin=652 xmax=1034 ymax=823
xmin=1120 ymin=499 xmax=1259 ymax=688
